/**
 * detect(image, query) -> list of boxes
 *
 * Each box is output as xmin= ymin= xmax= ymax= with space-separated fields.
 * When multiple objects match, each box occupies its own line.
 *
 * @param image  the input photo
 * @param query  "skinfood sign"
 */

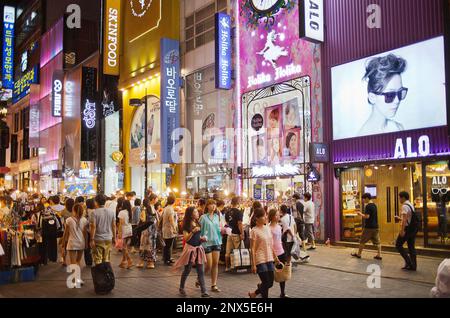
xmin=104 ymin=0 xmax=121 ymax=76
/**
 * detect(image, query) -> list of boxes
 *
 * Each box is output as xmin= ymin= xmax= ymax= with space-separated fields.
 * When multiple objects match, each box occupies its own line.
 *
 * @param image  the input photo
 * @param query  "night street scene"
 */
xmin=0 ymin=0 xmax=449 ymax=310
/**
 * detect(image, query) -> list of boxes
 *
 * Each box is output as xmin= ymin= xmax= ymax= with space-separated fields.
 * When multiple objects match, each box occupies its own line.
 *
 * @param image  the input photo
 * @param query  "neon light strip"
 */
xmin=129 ymin=0 xmax=162 ymax=43
xmin=235 ymin=0 xmax=242 ymax=195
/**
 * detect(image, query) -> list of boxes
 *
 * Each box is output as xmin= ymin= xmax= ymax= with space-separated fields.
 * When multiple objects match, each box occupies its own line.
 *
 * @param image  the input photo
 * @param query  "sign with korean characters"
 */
xmin=12 ymin=65 xmax=39 ymax=104
xmin=160 ymin=38 xmax=181 ymax=164
xmin=2 ymin=6 xmax=15 ymax=89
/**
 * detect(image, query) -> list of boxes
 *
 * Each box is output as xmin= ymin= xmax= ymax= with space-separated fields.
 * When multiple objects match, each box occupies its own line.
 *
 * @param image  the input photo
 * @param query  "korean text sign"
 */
xmin=160 ymin=38 xmax=181 ymax=164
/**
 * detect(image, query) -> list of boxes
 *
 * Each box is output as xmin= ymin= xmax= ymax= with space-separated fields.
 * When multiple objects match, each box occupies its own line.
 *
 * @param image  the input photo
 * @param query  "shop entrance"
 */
xmin=340 ymin=163 xmax=425 ymax=248
xmin=341 ymin=161 xmax=450 ymax=249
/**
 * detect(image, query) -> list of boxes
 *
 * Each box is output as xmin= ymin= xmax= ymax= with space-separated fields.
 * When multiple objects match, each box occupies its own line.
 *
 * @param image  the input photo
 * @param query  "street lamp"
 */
xmin=129 ymin=88 xmax=149 ymax=197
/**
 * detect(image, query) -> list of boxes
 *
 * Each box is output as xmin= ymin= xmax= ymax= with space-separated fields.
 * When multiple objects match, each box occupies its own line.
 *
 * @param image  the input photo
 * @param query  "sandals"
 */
xmin=137 ymin=263 xmax=144 ymax=269
xmin=211 ymin=285 xmax=221 ymax=292
xmin=351 ymin=253 xmax=361 ymax=259
xmin=248 ymin=291 xmax=256 ymax=298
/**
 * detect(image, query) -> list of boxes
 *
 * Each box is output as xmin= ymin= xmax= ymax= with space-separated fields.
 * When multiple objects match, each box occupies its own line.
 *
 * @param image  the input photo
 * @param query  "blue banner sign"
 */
xmin=215 ymin=12 xmax=232 ymax=90
xmin=160 ymin=38 xmax=181 ymax=164
xmin=12 ymin=65 xmax=39 ymax=104
xmin=2 ymin=6 xmax=15 ymax=90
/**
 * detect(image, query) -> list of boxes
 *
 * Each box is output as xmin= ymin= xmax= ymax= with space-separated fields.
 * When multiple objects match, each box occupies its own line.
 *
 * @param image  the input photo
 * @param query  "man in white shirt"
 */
xmin=395 ymin=191 xmax=418 ymax=271
xmin=280 ymin=205 xmax=295 ymax=263
xmin=303 ymin=193 xmax=316 ymax=251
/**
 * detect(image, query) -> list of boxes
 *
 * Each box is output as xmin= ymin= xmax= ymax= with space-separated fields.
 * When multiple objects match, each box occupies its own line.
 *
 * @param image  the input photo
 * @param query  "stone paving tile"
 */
xmin=0 ymin=245 xmax=445 ymax=298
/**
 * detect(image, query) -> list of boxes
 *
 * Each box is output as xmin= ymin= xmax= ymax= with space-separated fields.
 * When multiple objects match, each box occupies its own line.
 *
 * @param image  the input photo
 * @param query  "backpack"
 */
xmin=405 ymin=204 xmax=420 ymax=234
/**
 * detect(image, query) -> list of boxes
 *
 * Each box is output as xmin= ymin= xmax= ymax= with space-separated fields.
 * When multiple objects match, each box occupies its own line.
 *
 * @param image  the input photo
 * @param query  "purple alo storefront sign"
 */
xmin=333 ymin=126 xmax=450 ymax=164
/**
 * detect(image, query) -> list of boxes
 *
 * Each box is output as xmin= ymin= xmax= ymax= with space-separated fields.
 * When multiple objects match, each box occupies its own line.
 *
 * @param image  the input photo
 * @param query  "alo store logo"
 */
xmin=394 ymin=135 xmax=430 ymax=159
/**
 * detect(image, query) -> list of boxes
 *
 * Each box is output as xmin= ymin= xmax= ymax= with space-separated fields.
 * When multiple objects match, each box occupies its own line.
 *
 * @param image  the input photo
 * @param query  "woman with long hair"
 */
xmin=138 ymin=195 xmax=159 ymax=269
xmin=162 ymin=195 xmax=178 ymax=265
xmin=200 ymin=199 xmax=222 ymax=293
xmin=174 ymin=206 xmax=209 ymax=298
xmin=62 ymin=203 xmax=88 ymax=286
xmin=249 ymin=208 xmax=280 ymax=299
xmin=118 ymin=200 xmax=134 ymax=269
xmin=269 ymin=208 xmax=290 ymax=298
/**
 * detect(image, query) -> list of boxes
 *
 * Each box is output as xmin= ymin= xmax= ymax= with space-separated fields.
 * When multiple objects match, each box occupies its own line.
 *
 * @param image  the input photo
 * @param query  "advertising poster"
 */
xmin=332 ymin=36 xmax=447 ymax=141
xmin=266 ymin=184 xmax=275 ymax=201
xmin=245 ymin=77 xmax=311 ymax=168
xmin=129 ymin=95 xmax=161 ymax=166
xmin=253 ymin=184 xmax=262 ymax=200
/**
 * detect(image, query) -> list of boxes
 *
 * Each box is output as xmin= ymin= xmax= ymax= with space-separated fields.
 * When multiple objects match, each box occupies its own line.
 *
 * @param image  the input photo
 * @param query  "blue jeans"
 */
xmin=180 ymin=263 xmax=206 ymax=294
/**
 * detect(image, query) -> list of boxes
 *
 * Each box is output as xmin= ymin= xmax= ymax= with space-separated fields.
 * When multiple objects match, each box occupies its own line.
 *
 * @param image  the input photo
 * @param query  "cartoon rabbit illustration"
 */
xmin=257 ymin=30 xmax=288 ymax=69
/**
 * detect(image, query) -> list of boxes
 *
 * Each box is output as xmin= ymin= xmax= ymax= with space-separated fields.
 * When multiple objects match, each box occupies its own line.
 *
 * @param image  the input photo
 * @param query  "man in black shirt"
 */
xmin=225 ymin=196 xmax=244 ymax=271
xmin=351 ymin=193 xmax=382 ymax=260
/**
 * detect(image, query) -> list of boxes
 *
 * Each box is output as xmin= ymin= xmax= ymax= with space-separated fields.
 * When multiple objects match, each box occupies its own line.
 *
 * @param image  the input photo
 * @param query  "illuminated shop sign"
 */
xmin=394 ymin=135 xmax=430 ymax=159
xmin=333 ymin=127 xmax=450 ymax=164
xmin=2 ymin=6 xmax=15 ymax=90
xmin=299 ymin=0 xmax=324 ymax=43
xmin=52 ymin=70 xmax=64 ymax=117
xmin=266 ymin=184 xmax=275 ymax=201
xmin=307 ymin=166 xmax=321 ymax=182
xmin=12 ymin=65 xmax=39 ymax=104
xmin=80 ymin=67 xmax=98 ymax=162
xmin=104 ymin=0 xmax=121 ymax=76
xmin=310 ymin=143 xmax=329 ymax=163
xmin=215 ymin=12 xmax=232 ymax=90
xmin=239 ymin=0 xmax=307 ymax=92
xmin=253 ymin=184 xmax=262 ymax=200
xmin=251 ymin=164 xmax=301 ymax=178
xmin=160 ymin=38 xmax=181 ymax=164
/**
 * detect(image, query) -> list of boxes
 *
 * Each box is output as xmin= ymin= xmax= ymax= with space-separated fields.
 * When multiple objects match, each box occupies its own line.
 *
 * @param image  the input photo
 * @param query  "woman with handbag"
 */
xmin=118 ymin=200 xmax=134 ymax=269
xmin=269 ymin=208 xmax=290 ymax=298
xmin=138 ymin=195 xmax=159 ymax=269
xmin=248 ymin=208 xmax=280 ymax=299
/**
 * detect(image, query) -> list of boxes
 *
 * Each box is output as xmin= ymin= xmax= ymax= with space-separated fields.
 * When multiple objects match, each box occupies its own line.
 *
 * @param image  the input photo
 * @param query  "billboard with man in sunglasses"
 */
xmin=332 ymin=36 xmax=447 ymax=140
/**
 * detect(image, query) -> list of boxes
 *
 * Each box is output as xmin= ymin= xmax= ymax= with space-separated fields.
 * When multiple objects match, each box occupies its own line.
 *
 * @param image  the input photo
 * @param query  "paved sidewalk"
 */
xmin=0 ymin=245 xmax=446 ymax=298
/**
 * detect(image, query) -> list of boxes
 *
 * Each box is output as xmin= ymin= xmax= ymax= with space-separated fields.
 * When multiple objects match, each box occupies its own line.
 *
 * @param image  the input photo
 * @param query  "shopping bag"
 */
xmin=274 ymin=263 xmax=292 ymax=283
xmin=290 ymin=235 xmax=302 ymax=261
xmin=230 ymin=241 xmax=251 ymax=270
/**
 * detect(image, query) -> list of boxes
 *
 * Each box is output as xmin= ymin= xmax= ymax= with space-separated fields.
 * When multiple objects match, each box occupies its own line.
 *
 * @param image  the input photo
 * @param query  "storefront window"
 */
xmin=104 ymin=112 xmax=120 ymax=196
xmin=340 ymin=169 xmax=362 ymax=242
xmin=425 ymin=162 xmax=450 ymax=247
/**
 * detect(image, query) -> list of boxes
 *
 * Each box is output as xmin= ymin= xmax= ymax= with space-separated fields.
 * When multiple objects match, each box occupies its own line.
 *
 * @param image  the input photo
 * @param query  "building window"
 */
xmin=22 ymin=108 xmax=29 ymax=129
xmin=184 ymin=0 xmax=228 ymax=53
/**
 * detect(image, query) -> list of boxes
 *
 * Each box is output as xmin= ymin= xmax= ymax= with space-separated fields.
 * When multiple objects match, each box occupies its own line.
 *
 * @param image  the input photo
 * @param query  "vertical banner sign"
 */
xmin=266 ymin=184 xmax=275 ymax=201
xmin=215 ymin=12 xmax=232 ymax=90
xmin=52 ymin=70 xmax=64 ymax=117
xmin=160 ymin=38 xmax=181 ymax=164
xmin=29 ymin=84 xmax=40 ymax=148
xmin=2 ymin=6 xmax=15 ymax=89
xmin=101 ymin=75 xmax=121 ymax=118
xmin=299 ymin=0 xmax=324 ymax=43
xmin=103 ymin=0 xmax=121 ymax=75
xmin=253 ymin=184 xmax=262 ymax=200
xmin=80 ymin=67 xmax=98 ymax=162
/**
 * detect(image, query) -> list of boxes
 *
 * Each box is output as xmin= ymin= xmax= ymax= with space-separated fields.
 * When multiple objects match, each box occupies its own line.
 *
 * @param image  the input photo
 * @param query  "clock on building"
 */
xmin=242 ymin=0 xmax=294 ymax=28
xmin=250 ymin=0 xmax=285 ymax=14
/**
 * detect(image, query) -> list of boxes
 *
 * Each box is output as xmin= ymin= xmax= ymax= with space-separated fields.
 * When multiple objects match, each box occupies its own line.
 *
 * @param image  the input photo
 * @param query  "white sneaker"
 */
xmin=77 ymin=279 xmax=85 ymax=286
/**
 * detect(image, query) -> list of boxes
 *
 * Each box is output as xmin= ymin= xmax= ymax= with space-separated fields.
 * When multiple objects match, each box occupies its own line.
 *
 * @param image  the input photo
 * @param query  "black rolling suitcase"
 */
xmin=91 ymin=262 xmax=115 ymax=295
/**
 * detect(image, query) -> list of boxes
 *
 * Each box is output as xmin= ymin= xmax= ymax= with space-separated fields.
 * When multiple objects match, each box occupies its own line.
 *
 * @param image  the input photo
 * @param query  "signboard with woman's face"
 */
xmin=332 ymin=36 xmax=446 ymax=141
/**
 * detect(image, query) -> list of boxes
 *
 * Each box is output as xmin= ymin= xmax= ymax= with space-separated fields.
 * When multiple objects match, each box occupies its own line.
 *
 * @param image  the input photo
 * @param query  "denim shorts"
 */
xmin=203 ymin=245 xmax=221 ymax=254
xmin=256 ymin=262 xmax=275 ymax=273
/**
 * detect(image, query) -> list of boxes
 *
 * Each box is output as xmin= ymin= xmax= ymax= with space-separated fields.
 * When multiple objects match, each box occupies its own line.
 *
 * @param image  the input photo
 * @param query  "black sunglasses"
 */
xmin=372 ymin=88 xmax=408 ymax=104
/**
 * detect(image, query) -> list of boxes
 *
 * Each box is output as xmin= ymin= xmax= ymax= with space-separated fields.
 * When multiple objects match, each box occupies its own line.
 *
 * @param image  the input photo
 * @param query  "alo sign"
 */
xmin=394 ymin=135 xmax=430 ymax=159
xmin=52 ymin=71 xmax=64 ymax=117
xmin=104 ymin=0 xmax=121 ymax=75
xmin=299 ymin=0 xmax=324 ymax=43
